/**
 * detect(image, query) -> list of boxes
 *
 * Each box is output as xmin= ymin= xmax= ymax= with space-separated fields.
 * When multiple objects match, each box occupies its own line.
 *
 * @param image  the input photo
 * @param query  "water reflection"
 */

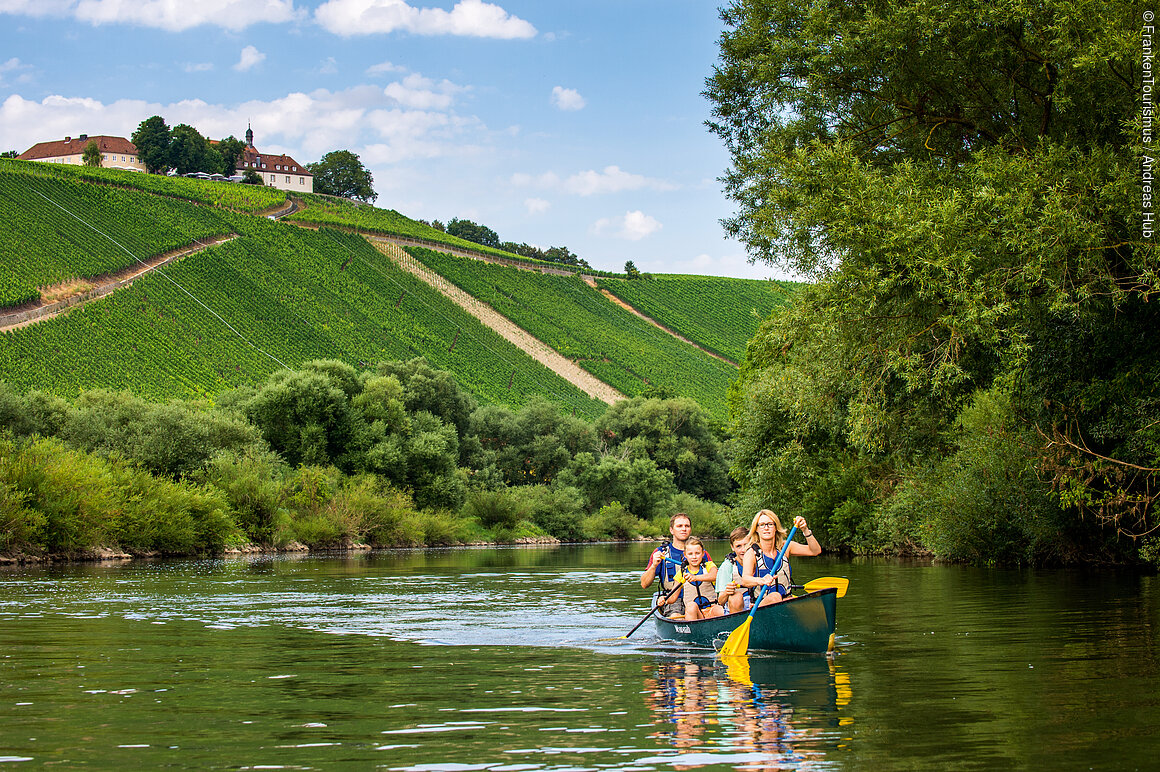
xmin=642 ymin=655 xmax=850 ymax=769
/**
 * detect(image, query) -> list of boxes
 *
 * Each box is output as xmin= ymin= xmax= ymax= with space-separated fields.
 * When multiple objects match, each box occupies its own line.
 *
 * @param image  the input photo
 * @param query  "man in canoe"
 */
xmin=739 ymin=509 xmax=821 ymax=606
xmin=640 ymin=512 xmax=713 ymax=617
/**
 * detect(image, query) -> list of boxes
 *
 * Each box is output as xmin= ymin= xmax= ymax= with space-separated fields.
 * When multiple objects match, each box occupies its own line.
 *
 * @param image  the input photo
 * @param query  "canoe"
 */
xmin=652 ymin=588 xmax=838 ymax=654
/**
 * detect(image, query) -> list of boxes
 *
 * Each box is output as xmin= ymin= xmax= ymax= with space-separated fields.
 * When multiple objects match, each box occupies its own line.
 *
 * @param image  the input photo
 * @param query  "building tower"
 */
xmin=245 ymin=122 xmax=254 ymax=149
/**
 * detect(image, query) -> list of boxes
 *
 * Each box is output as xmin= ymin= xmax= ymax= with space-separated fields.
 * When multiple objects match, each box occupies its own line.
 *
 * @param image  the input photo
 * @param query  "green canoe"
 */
xmin=652 ymin=588 xmax=838 ymax=654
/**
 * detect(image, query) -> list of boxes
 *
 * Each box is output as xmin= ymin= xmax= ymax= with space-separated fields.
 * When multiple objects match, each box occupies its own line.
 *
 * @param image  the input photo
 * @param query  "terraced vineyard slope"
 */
xmin=0 ymin=157 xmax=286 ymax=213
xmin=0 ymin=174 xmax=605 ymax=417
xmin=595 ymin=274 xmax=801 ymax=363
xmin=0 ymin=166 xmax=232 ymax=307
xmin=407 ymin=246 xmax=740 ymax=419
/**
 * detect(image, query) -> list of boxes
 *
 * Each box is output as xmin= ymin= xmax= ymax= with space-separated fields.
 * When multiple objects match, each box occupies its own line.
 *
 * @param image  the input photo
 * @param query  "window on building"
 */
xmin=298 ymin=177 xmax=304 ymax=185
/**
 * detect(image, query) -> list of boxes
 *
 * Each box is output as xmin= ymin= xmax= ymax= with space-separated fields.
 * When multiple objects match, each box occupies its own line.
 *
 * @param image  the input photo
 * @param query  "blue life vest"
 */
xmin=750 ymin=543 xmax=792 ymax=599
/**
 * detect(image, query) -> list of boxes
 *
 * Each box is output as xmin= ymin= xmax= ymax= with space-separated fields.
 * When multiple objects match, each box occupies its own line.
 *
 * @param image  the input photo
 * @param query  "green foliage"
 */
xmin=557 ymin=451 xmax=677 ymax=520
xmin=60 ymin=390 xmax=264 ymax=478
xmin=408 ymin=247 xmax=740 ymax=419
xmin=468 ymin=398 xmax=597 ymax=486
xmin=81 ymin=140 xmax=101 ymax=168
xmin=624 ymin=261 xmax=640 ymax=280
xmin=307 ymin=150 xmax=377 ymax=202
xmin=463 ymin=487 xmax=529 ymax=529
xmin=596 ymin=396 xmax=732 ymax=501
xmin=522 ymin=484 xmax=587 ymax=542
xmin=582 ymin=501 xmax=649 ymax=541
xmin=711 ymin=0 xmax=1154 ymax=562
xmin=447 ymin=218 xmax=500 ymax=249
xmin=596 ymin=274 xmax=799 ymax=363
xmin=131 ymin=115 xmax=171 ymax=174
xmin=217 ymin=136 xmax=247 ymax=176
xmin=197 ymin=447 xmax=290 ymax=545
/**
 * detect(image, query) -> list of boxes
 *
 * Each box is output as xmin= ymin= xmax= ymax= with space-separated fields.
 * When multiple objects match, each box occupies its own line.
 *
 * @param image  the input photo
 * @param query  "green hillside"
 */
xmin=595 ymin=274 xmax=800 ymax=363
xmin=0 ymin=157 xmax=286 ymax=213
xmin=407 ymin=246 xmax=740 ymax=418
xmin=0 ymin=167 xmax=231 ymax=307
xmin=0 ymin=171 xmax=604 ymax=417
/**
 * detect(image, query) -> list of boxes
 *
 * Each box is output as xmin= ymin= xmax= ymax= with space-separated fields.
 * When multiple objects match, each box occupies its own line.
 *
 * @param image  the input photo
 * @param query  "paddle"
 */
xmin=717 ymin=524 xmax=797 ymax=657
xmin=619 ymin=557 xmax=686 ymax=639
xmin=791 ymin=576 xmax=850 ymax=598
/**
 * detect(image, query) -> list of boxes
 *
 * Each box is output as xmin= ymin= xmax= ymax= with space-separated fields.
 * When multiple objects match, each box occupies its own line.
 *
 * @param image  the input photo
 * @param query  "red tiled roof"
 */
xmin=240 ymin=147 xmax=312 ymax=176
xmin=19 ymin=135 xmax=137 ymax=160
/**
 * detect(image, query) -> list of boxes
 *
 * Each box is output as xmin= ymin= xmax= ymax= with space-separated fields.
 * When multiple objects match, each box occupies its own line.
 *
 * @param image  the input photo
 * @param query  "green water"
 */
xmin=1 ymin=544 xmax=1157 ymax=770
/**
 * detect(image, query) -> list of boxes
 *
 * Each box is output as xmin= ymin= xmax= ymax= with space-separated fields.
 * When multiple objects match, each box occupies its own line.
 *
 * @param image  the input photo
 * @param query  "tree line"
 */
xmin=416 ymin=216 xmax=592 ymax=270
xmin=707 ymin=0 xmax=1155 ymax=565
xmin=0 ymin=358 xmax=734 ymax=558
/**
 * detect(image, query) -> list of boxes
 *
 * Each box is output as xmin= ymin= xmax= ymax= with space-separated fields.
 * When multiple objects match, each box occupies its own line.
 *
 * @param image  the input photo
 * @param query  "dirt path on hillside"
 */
xmin=370 ymin=238 xmax=626 ymax=405
xmin=0 ymin=234 xmax=238 ymax=331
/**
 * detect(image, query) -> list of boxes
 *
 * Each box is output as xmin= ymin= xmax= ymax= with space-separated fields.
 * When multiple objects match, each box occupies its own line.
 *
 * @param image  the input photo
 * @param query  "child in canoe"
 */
xmin=681 ymin=537 xmax=724 ymax=620
xmin=714 ymin=526 xmax=752 ymax=614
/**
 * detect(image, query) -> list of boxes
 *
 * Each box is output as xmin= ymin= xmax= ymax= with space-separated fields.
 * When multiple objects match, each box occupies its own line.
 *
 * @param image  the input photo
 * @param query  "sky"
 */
xmin=0 ymin=0 xmax=787 ymax=280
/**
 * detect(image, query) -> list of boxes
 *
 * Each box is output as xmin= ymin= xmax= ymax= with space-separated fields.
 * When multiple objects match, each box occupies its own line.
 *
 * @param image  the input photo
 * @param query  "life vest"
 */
xmin=652 ymin=542 xmax=686 ymax=614
xmin=684 ymin=561 xmax=718 ymax=610
xmin=750 ymin=542 xmax=792 ymax=599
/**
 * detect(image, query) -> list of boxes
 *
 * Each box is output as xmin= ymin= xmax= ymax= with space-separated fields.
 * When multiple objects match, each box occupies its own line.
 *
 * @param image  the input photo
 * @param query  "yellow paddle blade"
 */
xmin=717 ymin=616 xmax=754 ymax=657
xmin=803 ymin=576 xmax=849 ymax=598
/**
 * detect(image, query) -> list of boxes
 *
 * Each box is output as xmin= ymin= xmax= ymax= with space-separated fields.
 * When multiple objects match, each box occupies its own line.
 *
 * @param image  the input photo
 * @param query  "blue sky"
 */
xmin=0 ymin=0 xmax=785 ymax=279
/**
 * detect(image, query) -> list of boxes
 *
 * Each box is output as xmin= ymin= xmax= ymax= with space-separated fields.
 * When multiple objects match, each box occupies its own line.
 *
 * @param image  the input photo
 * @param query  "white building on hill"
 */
xmin=237 ymin=124 xmax=313 ymax=193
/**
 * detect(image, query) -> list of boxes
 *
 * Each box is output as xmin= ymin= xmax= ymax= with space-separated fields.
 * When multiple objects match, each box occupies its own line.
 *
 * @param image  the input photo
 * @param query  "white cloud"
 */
xmin=524 ymin=197 xmax=550 ymax=214
xmin=550 ymin=86 xmax=585 ymax=111
xmin=0 ymin=0 xmax=300 ymax=31
xmin=511 ymin=165 xmax=675 ymax=196
xmin=315 ymin=0 xmax=535 ymax=38
xmin=233 ymin=45 xmax=266 ymax=72
xmin=592 ymin=210 xmax=662 ymax=241
xmin=383 ymin=72 xmax=466 ymax=110
xmin=182 ymin=62 xmax=214 ymax=73
xmin=366 ymin=60 xmax=406 ymax=76
xmin=319 ymin=57 xmax=339 ymax=74
xmin=0 ymin=79 xmax=478 ymax=165
xmin=0 ymin=57 xmax=33 ymax=85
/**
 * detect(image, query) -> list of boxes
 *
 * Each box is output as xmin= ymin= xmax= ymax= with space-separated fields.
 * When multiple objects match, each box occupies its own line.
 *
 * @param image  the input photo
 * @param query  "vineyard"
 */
xmin=406 ymin=247 xmax=740 ymax=419
xmin=0 ymin=158 xmax=287 ymax=213
xmin=0 ymin=209 xmax=605 ymax=418
xmin=0 ymin=168 xmax=232 ymax=308
xmin=595 ymin=274 xmax=801 ymax=363
xmin=286 ymin=193 xmax=612 ymax=274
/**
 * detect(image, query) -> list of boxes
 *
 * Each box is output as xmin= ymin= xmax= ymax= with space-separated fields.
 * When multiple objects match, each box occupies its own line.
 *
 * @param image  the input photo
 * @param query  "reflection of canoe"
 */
xmin=652 ymin=588 xmax=837 ymax=654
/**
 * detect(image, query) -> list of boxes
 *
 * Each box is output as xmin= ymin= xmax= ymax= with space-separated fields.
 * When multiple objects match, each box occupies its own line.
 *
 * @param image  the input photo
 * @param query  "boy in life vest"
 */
xmin=641 ymin=513 xmax=712 ymax=617
xmin=714 ymin=526 xmax=752 ymax=614
xmin=681 ymin=537 xmax=723 ymax=620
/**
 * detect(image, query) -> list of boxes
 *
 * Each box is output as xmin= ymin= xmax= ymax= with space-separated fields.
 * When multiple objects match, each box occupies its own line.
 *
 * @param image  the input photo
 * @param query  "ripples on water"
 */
xmin=1 ymin=546 xmax=1157 ymax=770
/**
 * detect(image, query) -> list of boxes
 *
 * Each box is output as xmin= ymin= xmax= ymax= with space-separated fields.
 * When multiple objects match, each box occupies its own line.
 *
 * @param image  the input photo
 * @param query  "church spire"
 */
xmin=245 ymin=122 xmax=254 ymax=148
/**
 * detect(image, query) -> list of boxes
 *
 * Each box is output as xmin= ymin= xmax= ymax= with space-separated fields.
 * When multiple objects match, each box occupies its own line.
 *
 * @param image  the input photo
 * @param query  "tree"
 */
xmin=217 ymin=135 xmax=247 ymax=176
xmin=2 ymin=150 xmax=19 ymax=159
xmin=307 ymin=150 xmax=377 ymax=202
xmin=624 ymin=261 xmax=640 ymax=280
xmin=81 ymin=140 xmax=101 ymax=168
xmin=446 ymin=218 xmax=500 ymax=249
xmin=131 ymin=115 xmax=171 ymax=174
xmin=168 ymin=124 xmax=220 ymax=176
xmin=707 ymin=0 xmax=1154 ymax=560
xmin=241 ymin=169 xmax=264 ymax=185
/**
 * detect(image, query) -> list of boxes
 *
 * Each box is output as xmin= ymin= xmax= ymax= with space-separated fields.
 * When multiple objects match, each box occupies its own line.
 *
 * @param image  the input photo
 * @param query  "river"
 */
xmin=1 ymin=544 xmax=1156 ymax=769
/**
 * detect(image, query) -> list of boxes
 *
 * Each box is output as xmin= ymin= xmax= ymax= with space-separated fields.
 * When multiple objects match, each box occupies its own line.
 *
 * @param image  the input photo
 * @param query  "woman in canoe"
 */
xmin=739 ymin=509 xmax=821 ymax=607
